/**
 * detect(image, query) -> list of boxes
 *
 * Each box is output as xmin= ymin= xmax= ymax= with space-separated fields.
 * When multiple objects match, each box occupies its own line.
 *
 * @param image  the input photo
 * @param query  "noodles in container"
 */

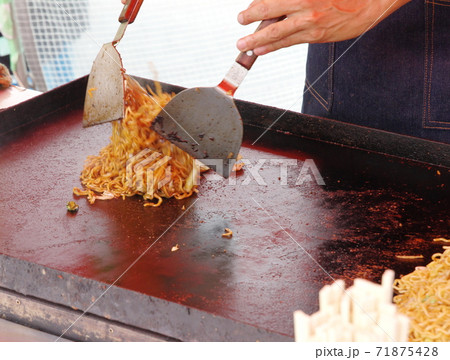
xmin=74 ymin=76 xmax=199 ymax=207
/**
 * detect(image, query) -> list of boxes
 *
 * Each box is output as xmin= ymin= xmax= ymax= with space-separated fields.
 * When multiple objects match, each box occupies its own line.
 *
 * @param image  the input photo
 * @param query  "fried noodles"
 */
xmin=393 ymin=247 xmax=450 ymax=341
xmin=74 ymin=75 xmax=199 ymax=206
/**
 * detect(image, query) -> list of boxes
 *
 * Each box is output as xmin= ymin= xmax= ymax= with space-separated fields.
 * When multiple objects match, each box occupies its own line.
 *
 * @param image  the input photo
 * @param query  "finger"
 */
xmin=253 ymin=32 xmax=308 ymax=55
xmin=253 ymin=29 xmax=326 ymax=55
xmin=238 ymin=0 xmax=288 ymax=25
xmin=237 ymin=17 xmax=304 ymax=52
xmin=246 ymin=0 xmax=263 ymax=9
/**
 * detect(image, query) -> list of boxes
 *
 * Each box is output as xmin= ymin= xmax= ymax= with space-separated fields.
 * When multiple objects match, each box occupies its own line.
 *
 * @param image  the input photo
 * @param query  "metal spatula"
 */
xmin=151 ymin=17 xmax=285 ymax=178
xmin=83 ymin=0 xmax=144 ymax=127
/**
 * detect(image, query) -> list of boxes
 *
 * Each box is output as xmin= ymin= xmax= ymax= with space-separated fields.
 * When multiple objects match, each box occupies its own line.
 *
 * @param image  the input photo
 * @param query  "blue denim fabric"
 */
xmin=302 ymin=0 xmax=450 ymax=144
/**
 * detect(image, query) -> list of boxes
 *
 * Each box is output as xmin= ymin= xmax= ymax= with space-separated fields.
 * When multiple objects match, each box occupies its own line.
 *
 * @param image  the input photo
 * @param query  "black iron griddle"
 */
xmin=0 ymin=76 xmax=449 ymax=341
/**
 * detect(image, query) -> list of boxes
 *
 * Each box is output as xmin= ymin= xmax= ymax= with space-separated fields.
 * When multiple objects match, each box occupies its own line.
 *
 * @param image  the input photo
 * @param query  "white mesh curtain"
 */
xmin=12 ymin=0 xmax=307 ymax=111
xmin=13 ymin=0 xmax=89 ymax=91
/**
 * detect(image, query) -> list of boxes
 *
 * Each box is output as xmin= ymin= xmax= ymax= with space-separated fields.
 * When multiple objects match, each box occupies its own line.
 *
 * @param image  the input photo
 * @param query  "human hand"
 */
xmin=237 ymin=0 xmax=411 ymax=55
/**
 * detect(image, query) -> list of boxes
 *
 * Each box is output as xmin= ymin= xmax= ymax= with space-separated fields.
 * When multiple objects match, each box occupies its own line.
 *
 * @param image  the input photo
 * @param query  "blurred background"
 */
xmin=4 ymin=0 xmax=308 ymax=111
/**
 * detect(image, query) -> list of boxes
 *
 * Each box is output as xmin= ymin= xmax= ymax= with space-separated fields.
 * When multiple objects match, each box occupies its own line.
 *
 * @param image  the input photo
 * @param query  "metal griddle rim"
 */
xmin=1 ymin=75 xmax=448 ymax=169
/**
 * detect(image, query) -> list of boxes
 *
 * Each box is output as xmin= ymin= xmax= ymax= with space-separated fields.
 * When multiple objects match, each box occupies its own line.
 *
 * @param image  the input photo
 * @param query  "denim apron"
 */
xmin=302 ymin=0 xmax=450 ymax=144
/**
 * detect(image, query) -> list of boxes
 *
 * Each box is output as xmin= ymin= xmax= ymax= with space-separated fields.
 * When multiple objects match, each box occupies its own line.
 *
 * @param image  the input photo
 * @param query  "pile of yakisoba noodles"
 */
xmin=74 ymin=75 xmax=199 ymax=207
xmin=394 ymin=246 xmax=450 ymax=341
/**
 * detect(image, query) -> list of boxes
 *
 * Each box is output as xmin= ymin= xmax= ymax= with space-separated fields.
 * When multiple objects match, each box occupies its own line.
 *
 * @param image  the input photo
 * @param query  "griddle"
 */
xmin=0 ymin=76 xmax=449 ymax=341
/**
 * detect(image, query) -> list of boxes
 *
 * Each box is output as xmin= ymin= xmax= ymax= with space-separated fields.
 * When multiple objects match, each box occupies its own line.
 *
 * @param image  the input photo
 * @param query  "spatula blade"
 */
xmin=83 ymin=43 xmax=125 ymax=128
xmin=152 ymin=87 xmax=243 ymax=178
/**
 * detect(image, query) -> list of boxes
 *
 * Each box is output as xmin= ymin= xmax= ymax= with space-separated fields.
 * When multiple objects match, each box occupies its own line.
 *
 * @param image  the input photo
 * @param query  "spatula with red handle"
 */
xmin=83 ymin=0 xmax=144 ymax=127
xmin=151 ymin=17 xmax=285 ymax=178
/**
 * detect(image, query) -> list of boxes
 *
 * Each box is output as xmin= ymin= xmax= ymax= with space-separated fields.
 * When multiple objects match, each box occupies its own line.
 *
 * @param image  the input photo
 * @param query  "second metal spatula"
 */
xmin=152 ymin=17 xmax=285 ymax=178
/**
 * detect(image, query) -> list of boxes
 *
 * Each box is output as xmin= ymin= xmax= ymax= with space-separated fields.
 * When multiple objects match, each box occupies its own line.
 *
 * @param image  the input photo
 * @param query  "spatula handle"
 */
xmin=236 ymin=16 xmax=286 ymax=70
xmin=119 ymin=0 xmax=144 ymax=24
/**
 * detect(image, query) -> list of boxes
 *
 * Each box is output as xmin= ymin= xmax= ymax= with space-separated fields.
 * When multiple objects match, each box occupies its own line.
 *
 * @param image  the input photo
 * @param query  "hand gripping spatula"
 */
xmin=152 ymin=17 xmax=285 ymax=178
xmin=83 ymin=0 xmax=144 ymax=127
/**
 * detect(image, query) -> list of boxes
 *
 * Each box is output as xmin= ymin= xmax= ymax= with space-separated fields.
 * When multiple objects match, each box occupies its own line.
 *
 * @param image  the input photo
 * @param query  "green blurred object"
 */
xmin=0 ymin=0 xmax=19 ymax=71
